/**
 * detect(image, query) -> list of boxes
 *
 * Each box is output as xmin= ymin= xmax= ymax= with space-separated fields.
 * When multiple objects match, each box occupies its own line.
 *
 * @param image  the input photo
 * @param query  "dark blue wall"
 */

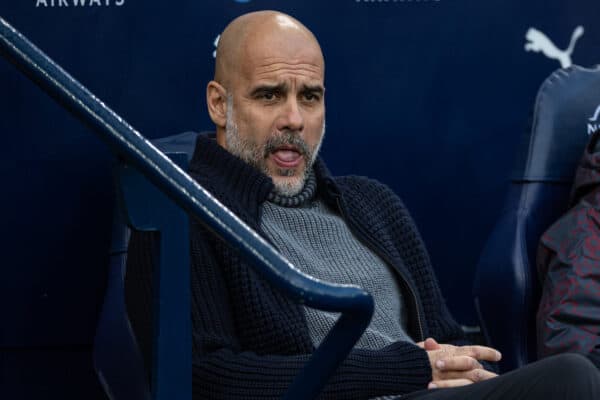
xmin=1 ymin=0 xmax=600 ymax=396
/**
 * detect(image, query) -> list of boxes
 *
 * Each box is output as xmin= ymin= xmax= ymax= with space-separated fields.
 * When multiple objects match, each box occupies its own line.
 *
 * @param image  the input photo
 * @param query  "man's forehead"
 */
xmin=243 ymin=33 xmax=323 ymax=63
xmin=238 ymin=43 xmax=324 ymax=83
xmin=238 ymin=64 xmax=324 ymax=91
xmin=255 ymin=57 xmax=323 ymax=75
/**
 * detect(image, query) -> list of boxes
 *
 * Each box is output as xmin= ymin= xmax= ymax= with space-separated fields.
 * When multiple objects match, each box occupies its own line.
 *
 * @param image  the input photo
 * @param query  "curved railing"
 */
xmin=0 ymin=16 xmax=374 ymax=400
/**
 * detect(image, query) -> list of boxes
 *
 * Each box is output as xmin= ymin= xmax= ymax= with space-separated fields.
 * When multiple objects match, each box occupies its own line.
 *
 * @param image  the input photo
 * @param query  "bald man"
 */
xmin=208 ymin=11 xmax=325 ymax=197
xmin=125 ymin=11 xmax=600 ymax=399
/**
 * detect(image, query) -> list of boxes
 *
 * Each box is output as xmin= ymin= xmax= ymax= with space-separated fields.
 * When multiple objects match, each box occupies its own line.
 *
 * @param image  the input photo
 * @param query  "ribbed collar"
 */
xmin=187 ymin=132 xmax=339 ymax=225
xmin=266 ymin=170 xmax=317 ymax=207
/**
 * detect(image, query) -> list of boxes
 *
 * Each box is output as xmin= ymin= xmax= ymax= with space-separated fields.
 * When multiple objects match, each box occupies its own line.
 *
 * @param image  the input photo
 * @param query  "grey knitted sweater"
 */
xmin=261 ymin=190 xmax=414 ymax=350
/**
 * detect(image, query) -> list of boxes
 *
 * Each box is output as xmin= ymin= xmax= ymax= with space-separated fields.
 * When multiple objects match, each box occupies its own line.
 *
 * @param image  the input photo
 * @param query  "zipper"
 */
xmin=334 ymin=195 xmax=425 ymax=342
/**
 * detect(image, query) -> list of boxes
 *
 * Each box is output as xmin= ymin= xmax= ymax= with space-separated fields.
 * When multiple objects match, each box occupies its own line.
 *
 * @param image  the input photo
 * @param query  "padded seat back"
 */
xmin=473 ymin=65 xmax=600 ymax=372
xmin=93 ymin=132 xmax=198 ymax=400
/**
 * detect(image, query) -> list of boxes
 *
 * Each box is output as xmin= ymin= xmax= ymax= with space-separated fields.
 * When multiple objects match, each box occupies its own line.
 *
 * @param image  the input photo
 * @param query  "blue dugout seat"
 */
xmin=474 ymin=65 xmax=600 ymax=372
xmin=93 ymin=132 xmax=198 ymax=400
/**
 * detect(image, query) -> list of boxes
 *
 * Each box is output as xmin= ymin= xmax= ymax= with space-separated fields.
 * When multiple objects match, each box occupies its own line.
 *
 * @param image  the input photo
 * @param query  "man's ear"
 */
xmin=206 ymin=80 xmax=228 ymax=128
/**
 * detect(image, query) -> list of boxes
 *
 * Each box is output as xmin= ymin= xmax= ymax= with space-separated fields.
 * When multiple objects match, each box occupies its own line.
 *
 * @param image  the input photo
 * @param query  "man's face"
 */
xmin=225 ymin=95 xmax=324 ymax=196
xmin=221 ymin=27 xmax=326 ymax=196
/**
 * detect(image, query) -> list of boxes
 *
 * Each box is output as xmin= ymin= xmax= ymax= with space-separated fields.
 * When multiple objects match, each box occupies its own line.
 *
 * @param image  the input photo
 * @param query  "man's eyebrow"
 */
xmin=249 ymin=83 xmax=288 ymax=96
xmin=301 ymin=84 xmax=325 ymax=94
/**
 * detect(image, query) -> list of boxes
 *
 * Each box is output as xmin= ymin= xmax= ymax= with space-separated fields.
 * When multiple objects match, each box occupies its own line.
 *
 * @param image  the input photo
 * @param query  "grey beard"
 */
xmin=225 ymin=96 xmax=324 ymax=196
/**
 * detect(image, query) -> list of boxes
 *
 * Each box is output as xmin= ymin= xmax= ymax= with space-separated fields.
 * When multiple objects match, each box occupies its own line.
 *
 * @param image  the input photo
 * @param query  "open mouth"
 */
xmin=270 ymin=145 xmax=304 ymax=169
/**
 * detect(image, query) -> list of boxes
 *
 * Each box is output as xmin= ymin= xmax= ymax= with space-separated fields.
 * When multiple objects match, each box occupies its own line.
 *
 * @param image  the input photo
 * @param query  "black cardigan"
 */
xmin=125 ymin=133 xmax=468 ymax=399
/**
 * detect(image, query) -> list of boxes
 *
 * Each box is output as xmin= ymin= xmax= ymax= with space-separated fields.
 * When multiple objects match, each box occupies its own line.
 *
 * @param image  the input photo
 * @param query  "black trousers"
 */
xmin=402 ymin=353 xmax=600 ymax=400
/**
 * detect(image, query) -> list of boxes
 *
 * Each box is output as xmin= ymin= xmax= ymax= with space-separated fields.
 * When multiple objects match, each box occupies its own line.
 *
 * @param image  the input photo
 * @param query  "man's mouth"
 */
xmin=270 ymin=146 xmax=304 ymax=169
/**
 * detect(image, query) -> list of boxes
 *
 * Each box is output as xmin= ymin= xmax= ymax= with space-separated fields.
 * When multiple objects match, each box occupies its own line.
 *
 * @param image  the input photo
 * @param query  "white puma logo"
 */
xmin=524 ymin=26 xmax=584 ymax=68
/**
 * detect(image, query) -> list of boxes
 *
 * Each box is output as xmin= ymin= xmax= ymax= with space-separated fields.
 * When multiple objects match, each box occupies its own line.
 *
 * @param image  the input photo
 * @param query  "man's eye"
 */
xmin=258 ymin=91 xmax=278 ymax=101
xmin=303 ymin=93 xmax=319 ymax=102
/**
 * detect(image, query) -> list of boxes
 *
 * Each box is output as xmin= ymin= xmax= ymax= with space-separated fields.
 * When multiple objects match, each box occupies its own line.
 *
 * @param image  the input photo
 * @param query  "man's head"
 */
xmin=206 ymin=11 xmax=325 ymax=196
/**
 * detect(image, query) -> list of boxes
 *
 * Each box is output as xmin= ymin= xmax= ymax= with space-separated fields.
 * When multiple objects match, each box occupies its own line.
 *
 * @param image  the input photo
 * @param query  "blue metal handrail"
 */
xmin=0 ymin=16 xmax=374 ymax=400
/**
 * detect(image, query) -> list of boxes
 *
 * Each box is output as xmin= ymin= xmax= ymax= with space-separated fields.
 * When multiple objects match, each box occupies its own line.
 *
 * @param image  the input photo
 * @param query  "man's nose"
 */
xmin=277 ymin=98 xmax=304 ymax=133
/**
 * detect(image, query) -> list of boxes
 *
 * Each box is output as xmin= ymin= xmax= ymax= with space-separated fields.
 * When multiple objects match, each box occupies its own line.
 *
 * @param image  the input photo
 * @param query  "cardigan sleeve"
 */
xmin=192 ymin=342 xmax=431 ymax=399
